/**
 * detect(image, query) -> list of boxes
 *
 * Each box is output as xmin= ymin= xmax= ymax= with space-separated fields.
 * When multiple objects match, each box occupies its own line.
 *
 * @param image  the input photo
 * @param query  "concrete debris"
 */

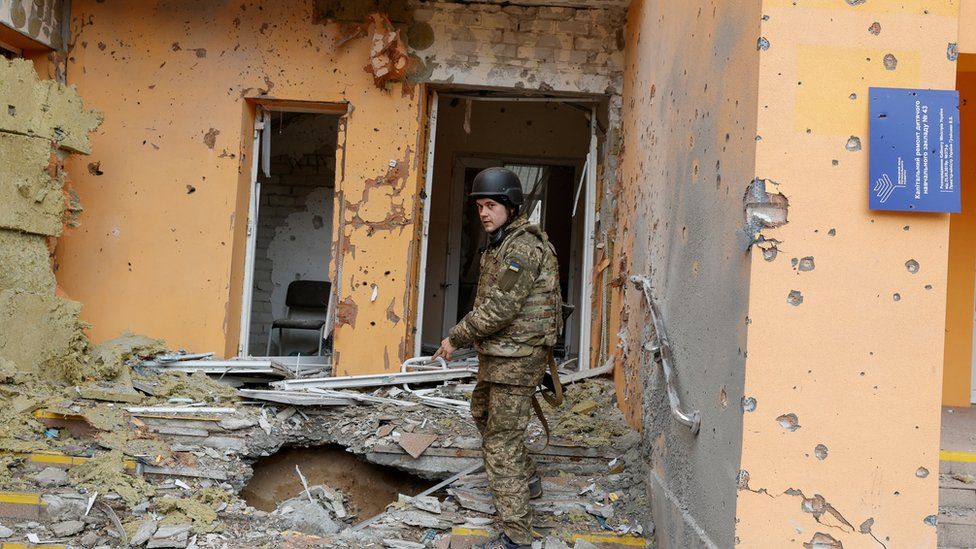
xmin=399 ymin=432 xmax=438 ymax=459
xmin=33 ymin=467 xmax=68 ymax=487
xmin=51 ymin=519 xmax=85 ymax=536
xmin=273 ymin=489 xmax=342 ymax=536
xmin=130 ymin=519 xmax=158 ymax=546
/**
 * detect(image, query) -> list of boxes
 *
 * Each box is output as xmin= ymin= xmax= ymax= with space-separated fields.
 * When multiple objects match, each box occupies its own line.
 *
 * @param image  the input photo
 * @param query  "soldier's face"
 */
xmin=476 ymin=198 xmax=509 ymax=233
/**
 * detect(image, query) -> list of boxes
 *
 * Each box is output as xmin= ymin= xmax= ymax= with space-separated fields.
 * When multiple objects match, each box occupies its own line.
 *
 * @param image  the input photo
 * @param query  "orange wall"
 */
xmin=943 ymin=64 xmax=976 ymax=407
xmin=737 ymin=1 xmax=959 ymax=547
xmin=56 ymin=1 xmax=424 ymax=374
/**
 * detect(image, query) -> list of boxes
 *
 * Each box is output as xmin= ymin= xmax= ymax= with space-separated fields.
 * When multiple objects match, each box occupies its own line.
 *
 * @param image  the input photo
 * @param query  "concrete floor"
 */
xmin=943 ymin=406 xmax=976 ymax=453
xmin=940 ymin=406 xmax=976 ymax=548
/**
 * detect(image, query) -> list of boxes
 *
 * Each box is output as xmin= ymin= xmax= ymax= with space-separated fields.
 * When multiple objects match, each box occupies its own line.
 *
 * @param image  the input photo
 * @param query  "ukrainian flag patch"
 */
xmin=508 ymin=261 xmax=522 ymax=272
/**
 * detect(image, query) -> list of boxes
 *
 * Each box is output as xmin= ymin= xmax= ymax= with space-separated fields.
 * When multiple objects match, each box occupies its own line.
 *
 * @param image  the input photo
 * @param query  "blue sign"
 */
xmin=869 ymin=87 xmax=960 ymax=213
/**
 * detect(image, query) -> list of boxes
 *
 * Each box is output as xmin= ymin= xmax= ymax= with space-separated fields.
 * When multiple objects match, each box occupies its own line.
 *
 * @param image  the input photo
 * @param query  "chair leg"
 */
xmin=317 ymin=327 xmax=325 ymax=356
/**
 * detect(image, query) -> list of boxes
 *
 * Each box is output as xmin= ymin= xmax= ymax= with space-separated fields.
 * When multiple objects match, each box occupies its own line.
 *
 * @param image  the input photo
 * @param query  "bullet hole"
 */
xmin=757 ymin=37 xmax=770 ymax=50
xmin=186 ymin=185 xmax=196 ymax=194
xmin=859 ymin=517 xmax=874 ymax=534
xmin=846 ymin=136 xmax=862 ymax=151
xmin=776 ymin=413 xmax=800 ymax=431
xmin=736 ymin=470 xmax=750 ymax=490
xmin=755 ymin=135 xmax=762 ymax=141
xmin=924 ymin=515 xmax=937 ymax=526
xmin=798 ymin=257 xmax=815 ymax=272
xmin=194 ymin=48 xmax=207 ymax=58
xmin=762 ymin=247 xmax=778 ymax=261
xmin=893 ymin=293 xmax=901 ymax=302
xmin=849 ymin=93 xmax=857 ymax=100
xmin=948 ymin=42 xmax=959 ymax=61
xmin=883 ymin=53 xmax=898 ymax=70
xmin=846 ymin=0 xmax=866 ymax=5
xmin=868 ymin=22 xmax=881 ymax=35
xmin=97 ymin=42 xmax=107 ymax=50
xmin=787 ymin=290 xmax=803 ymax=306
xmin=312 ymin=215 xmax=324 ymax=229
xmin=828 ymin=228 xmax=836 ymax=236
xmin=6 ymin=105 xmax=14 ymax=116
xmin=815 ymin=444 xmax=828 ymax=460
xmin=719 ymin=385 xmax=728 ymax=408
xmin=916 ymin=467 xmax=929 ymax=478
xmin=742 ymin=397 xmax=757 ymax=412
xmin=87 ymin=162 xmax=104 ymax=176
xmin=791 ymin=258 xmax=798 ymax=268
xmin=903 ymin=225 xmax=910 ymax=231
xmin=925 ymin=284 xmax=933 ymax=290
xmin=905 ymin=259 xmax=919 ymax=274
xmin=370 ymin=321 xmax=376 ymax=326
xmin=831 ymin=160 xmax=839 ymax=167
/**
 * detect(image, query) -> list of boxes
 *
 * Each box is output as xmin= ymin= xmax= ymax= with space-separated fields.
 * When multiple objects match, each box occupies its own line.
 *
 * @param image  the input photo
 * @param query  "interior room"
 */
xmin=419 ymin=94 xmax=594 ymax=361
xmin=246 ymin=112 xmax=339 ymax=357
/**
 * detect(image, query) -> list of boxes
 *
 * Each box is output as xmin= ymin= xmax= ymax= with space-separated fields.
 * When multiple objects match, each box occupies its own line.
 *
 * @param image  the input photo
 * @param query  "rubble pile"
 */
xmin=0 ymin=331 xmax=651 ymax=548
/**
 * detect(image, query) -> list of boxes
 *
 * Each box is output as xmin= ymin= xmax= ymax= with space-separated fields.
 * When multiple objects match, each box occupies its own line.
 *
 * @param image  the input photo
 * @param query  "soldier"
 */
xmin=433 ymin=167 xmax=562 ymax=549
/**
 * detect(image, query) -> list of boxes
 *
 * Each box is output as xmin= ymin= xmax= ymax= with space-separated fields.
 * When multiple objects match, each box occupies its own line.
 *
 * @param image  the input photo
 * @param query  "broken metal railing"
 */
xmin=270 ymin=367 xmax=478 ymax=391
xmin=629 ymin=275 xmax=701 ymax=435
xmin=401 ymin=357 xmax=475 ymax=412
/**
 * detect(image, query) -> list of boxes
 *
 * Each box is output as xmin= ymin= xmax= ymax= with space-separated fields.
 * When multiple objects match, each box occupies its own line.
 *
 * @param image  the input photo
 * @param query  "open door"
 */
xmin=414 ymin=92 xmax=600 ymax=370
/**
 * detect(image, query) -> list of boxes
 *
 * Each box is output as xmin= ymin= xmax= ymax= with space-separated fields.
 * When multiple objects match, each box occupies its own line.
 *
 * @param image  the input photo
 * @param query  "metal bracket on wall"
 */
xmin=629 ymin=275 xmax=701 ymax=435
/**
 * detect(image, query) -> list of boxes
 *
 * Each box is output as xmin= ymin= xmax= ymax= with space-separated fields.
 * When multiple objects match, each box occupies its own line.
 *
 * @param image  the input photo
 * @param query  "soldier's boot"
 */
xmin=528 ymin=475 xmax=543 ymax=500
xmin=475 ymin=533 xmax=532 ymax=549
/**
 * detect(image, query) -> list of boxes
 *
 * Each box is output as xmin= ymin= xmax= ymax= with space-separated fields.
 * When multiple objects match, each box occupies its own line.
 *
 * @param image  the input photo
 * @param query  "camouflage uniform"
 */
xmin=449 ymin=215 xmax=561 ymax=545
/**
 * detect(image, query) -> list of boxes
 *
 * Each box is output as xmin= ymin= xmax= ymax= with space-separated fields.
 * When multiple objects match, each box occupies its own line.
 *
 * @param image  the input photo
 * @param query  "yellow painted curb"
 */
xmin=451 ymin=527 xmax=489 ymax=537
xmin=941 ymin=450 xmax=976 ymax=463
xmin=450 ymin=527 xmax=646 ymax=547
xmin=571 ymin=533 xmax=647 ymax=547
xmin=0 ymin=492 xmax=45 ymax=506
xmin=7 ymin=451 xmax=138 ymax=471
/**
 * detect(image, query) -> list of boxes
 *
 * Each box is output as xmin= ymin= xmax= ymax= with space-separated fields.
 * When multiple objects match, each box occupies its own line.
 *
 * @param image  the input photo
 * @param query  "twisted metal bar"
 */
xmin=629 ymin=275 xmax=701 ymax=435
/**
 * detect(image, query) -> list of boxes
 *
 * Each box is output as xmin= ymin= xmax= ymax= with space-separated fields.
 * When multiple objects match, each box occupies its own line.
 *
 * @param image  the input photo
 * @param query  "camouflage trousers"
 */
xmin=470 ymin=379 xmax=537 ymax=545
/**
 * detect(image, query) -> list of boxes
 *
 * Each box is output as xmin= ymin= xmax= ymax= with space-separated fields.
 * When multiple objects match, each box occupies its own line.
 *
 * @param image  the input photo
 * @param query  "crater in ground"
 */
xmin=241 ymin=445 xmax=429 ymax=520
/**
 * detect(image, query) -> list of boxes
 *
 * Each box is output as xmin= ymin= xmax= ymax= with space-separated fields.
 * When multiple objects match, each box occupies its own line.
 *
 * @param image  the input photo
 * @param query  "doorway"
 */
xmin=416 ymin=92 xmax=597 ymax=366
xmin=239 ymin=106 xmax=342 ymax=357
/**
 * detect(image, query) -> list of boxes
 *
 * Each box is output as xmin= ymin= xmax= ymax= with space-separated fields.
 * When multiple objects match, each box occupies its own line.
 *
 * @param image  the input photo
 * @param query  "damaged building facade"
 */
xmin=4 ymin=0 xmax=976 ymax=547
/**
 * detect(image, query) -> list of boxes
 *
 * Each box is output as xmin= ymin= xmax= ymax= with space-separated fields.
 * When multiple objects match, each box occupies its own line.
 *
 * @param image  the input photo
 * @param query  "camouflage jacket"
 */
xmin=448 ymin=215 xmax=562 ymax=366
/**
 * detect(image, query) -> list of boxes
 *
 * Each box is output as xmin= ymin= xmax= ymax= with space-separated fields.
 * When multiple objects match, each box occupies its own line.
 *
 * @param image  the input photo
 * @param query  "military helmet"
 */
xmin=470 ymin=167 xmax=524 ymax=209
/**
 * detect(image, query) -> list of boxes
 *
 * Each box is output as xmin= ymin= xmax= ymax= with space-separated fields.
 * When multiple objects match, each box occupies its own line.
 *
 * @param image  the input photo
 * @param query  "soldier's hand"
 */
xmin=433 ymin=337 xmax=457 ymax=361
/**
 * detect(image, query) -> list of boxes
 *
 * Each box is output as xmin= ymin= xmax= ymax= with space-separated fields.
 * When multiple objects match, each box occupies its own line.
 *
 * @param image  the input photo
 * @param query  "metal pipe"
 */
xmin=629 ymin=275 xmax=701 ymax=435
xmin=271 ymin=367 xmax=477 ymax=391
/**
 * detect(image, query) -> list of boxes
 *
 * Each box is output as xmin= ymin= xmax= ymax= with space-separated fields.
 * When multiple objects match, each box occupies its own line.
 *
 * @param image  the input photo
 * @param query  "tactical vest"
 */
xmin=474 ymin=219 xmax=563 ymax=358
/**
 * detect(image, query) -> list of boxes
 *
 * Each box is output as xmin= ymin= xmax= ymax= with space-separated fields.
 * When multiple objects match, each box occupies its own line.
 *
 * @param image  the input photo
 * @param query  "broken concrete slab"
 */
xmin=398 ymin=432 xmax=437 ymax=459
xmin=0 ymin=58 xmax=103 ymax=155
xmin=0 ymin=230 xmax=54 ymax=294
xmin=130 ymin=518 xmax=158 ymax=546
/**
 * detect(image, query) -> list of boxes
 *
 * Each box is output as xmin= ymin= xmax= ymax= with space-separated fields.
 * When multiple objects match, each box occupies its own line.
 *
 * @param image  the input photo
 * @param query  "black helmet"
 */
xmin=470 ymin=167 xmax=524 ymax=210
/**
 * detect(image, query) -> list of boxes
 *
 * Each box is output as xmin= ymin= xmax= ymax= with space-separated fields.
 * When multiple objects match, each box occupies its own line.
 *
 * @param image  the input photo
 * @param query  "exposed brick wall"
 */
xmin=248 ymin=151 xmax=336 ymax=355
xmin=409 ymin=2 xmax=626 ymax=95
